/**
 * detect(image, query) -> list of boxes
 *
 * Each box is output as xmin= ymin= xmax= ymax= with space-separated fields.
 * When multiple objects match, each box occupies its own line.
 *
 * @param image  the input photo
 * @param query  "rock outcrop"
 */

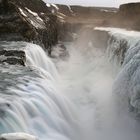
xmin=0 ymin=0 xmax=59 ymax=53
xmin=0 ymin=42 xmax=26 ymax=66
xmin=118 ymin=3 xmax=140 ymax=30
xmin=1 ymin=0 xmax=140 ymax=66
xmin=0 ymin=50 xmax=25 ymax=66
xmin=56 ymin=2 xmax=140 ymax=37
xmin=119 ymin=2 xmax=140 ymax=19
xmin=55 ymin=4 xmax=118 ymax=41
xmin=56 ymin=4 xmax=117 ymax=20
xmin=113 ymin=2 xmax=140 ymax=30
xmin=0 ymin=0 xmax=61 ymax=65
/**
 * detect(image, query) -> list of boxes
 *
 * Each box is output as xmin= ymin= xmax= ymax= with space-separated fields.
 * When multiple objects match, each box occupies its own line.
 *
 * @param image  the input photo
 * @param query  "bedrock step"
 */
xmin=0 ymin=49 xmax=25 ymax=66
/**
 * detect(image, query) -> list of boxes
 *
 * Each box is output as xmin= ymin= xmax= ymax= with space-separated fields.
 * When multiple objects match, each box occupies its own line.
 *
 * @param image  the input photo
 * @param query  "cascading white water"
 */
xmin=25 ymin=43 xmax=58 ymax=80
xmin=0 ymin=43 xmax=81 ymax=140
xmin=96 ymin=27 xmax=140 ymax=115
xmin=0 ymin=27 xmax=140 ymax=140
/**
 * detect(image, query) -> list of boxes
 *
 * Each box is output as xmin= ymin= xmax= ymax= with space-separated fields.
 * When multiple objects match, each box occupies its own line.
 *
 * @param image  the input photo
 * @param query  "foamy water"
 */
xmin=0 ymin=28 xmax=140 ymax=140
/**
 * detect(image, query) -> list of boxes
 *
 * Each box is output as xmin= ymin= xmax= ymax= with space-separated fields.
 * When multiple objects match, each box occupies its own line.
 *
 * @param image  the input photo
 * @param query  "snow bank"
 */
xmin=0 ymin=133 xmax=37 ymax=140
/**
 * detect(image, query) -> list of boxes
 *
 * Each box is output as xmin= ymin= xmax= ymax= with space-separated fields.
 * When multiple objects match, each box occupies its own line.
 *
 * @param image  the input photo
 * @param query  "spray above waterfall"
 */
xmin=0 ymin=27 xmax=140 ymax=140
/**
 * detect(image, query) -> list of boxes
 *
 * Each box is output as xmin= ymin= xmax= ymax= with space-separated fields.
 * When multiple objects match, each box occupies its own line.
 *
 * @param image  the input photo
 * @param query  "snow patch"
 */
xmin=25 ymin=7 xmax=44 ymax=22
xmin=46 ymin=3 xmax=51 ymax=7
xmin=100 ymin=8 xmax=117 ymax=13
xmin=19 ymin=8 xmax=27 ymax=17
xmin=51 ymin=4 xmax=59 ymax=10
xmin=0 ymin=133 xmax=37 ymax=140
xmin=57 ymin=15 xmax=64 ymax=20
xmin=25 ymin=8 xmax=38 ymax=16
xmin=67 ymin=5 xmax=73 ymax=13
xmin=100 ymin=9 xmax=110 ymax=12
xmin=29 ymin=19 xmax=44 ymax=29
xmin=58 ymin=12 xmax=66 ymax=17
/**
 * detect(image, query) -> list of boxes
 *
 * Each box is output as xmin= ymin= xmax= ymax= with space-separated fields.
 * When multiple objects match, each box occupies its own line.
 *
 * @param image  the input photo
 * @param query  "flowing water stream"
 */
xmin=0 ymin=28 xmax=140 ymax=140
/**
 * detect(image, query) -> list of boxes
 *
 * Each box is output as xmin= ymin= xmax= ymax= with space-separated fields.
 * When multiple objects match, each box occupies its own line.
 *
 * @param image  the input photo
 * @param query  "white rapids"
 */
xmin=0 ymin=27 xmax=140 ymax=140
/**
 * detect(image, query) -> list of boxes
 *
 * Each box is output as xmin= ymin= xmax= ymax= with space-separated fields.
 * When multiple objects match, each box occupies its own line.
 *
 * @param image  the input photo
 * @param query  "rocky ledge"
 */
xmin=0 ymin=41 xmax=27 ymax=66
xmin=0 ymin=50 xmax=25 ymax=66
xmin=0 ymin=0 xmax=63 ymax=65
xmin=120 ymin=2 xmax=140 ymax=30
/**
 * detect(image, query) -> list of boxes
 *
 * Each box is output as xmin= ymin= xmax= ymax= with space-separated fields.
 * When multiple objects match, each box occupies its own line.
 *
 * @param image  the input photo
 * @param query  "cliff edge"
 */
xmin=0 ymin=0 xmax=59 ymax=53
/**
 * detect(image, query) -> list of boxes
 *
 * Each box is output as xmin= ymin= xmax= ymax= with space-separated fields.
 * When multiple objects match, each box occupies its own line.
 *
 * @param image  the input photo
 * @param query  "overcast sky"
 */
xmin=45 ymin=0 xmax=140 ymax=7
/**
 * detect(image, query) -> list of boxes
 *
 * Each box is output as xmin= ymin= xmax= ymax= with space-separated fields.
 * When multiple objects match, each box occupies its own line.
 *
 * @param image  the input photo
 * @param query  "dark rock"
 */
xmin=2 ymin=57 xmax=25 ymax=66
xmin=0 ymin=33 xmax=25 ymax=41
xmin=0 ymin=49 xmax=26 ymax=66
xmin=0 ymin=50 xmax=25 ymax=58
xmin=56 ymin=4 xmax=73 ymax=16
xmin=0 ymin=0 xmax=59 ymax=53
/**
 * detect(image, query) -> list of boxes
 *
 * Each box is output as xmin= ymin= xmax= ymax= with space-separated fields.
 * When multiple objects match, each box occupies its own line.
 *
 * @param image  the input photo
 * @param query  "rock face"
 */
xmin=119 ymin=2 xmax=140 ymax=18
xmin=56 ymin=2 xmax=140 ymax=39
xmin=119 ymin=3 xmax=140 ymax=30
xmin=0 ymin=50 xmax=25 ymax=66
xmin=0 ymin=0 xmax=59 ymax=53
xmin=56 ymin=4 xmax=72 ymax=16
xmin=57 ymin=4 xmax=117 ymax=19
xmin=115 ymin=2 xmax=140 ymax=30
xmin=0 ymin=42 xmax=27 ymax=66
xmin=55 ymin=4 xmax=118 ymax=41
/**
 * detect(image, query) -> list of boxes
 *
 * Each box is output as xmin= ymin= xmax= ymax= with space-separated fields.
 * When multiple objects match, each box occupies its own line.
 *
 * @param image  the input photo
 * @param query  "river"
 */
xmin=0 ymin=28 xmax=140 ymax=140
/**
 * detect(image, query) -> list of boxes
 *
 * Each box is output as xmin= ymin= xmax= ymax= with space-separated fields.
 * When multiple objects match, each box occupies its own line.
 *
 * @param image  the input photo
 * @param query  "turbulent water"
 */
xmin=0 ymin=28 xmax=140 ymax=140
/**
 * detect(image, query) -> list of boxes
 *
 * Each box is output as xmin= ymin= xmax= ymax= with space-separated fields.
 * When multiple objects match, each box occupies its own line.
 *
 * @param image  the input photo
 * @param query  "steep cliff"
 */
xmin=0 ymin=0 xmax=59 ymax=53
xmin=116 ymin=2 xmax=140 ymax=30
xmin=119 ymin=2 xmax=140 ymax=19
xmin=55 ymin=4 xmax=117 ymax=41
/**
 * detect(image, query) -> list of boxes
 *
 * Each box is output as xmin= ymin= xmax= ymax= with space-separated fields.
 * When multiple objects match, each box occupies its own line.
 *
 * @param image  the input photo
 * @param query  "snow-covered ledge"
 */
xmin=0 ymin=133 xmax=38 ymax=140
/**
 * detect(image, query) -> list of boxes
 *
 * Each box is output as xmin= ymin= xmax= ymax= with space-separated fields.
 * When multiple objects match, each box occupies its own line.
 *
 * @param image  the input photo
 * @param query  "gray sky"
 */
xmin=45 ymin=0 xmax=140 ymax=7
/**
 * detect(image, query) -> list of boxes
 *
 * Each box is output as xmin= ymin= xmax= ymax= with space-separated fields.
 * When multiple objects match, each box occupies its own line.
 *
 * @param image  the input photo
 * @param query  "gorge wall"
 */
xmin=0 ymin=0 xmax=59 ymax=51
xmin=56 ymin=2 xmax=140 ymax=40
xmin=113 ymin=2 xmax=140 ymax=30
xmin=0 ymin=0 xmax=61 ymax=65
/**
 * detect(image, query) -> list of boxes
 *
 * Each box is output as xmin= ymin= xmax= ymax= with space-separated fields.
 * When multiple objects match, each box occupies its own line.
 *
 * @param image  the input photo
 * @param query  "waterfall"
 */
xmin=96 ymin=27 xmax=140 ymax=116
xmin=25 ymin=43 xmax=58 ymax=80
xmin=0 ymin=42 xmax=81 ymax=140
xmin=0 ymin=27 xmax=140 ymax=140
